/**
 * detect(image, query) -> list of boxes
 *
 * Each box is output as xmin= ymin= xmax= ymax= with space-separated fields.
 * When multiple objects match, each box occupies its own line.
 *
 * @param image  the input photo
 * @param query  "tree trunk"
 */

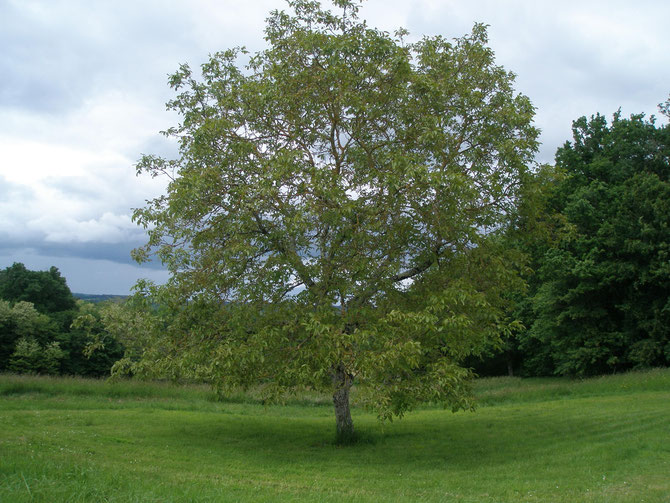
xmin=506 ymin=352 xmax=514 ymax=377
xmin=332 ymin=364 xmax=355 ymax=443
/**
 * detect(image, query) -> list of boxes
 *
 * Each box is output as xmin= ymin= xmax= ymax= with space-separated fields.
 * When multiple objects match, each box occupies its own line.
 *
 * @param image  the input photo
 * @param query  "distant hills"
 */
xmin=73 ymin=293 xmax=128 ymax=303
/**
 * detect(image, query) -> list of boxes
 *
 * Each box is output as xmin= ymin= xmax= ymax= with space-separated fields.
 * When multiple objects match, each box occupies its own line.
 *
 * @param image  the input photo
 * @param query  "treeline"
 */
xmin=74 ymin=293 xmax=129 ymax=304
xmin=0 ymin=263 xmax=124 ymax=376
xmin=474 ymin=110 xmax=670 ymax=377
xmin=1 ymin=108 xmax=669 ymax=380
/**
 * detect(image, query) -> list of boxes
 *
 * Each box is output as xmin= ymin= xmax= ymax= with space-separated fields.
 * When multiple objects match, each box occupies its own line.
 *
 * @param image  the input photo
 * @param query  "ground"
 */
xmin=0 ymin=370 xmax=668 ymax=502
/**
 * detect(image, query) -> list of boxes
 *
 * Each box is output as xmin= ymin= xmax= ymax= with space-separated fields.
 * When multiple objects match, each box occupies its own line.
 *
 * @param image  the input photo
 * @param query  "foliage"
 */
xmin=131 ymin=0 xmax=538 ymax=434
xmin=466 ymin=162 xmax=567 ymax=376
xmin=520 ymin=109 xmax=670 ymax=376
xmin=73 ymin=293 xmax=128 ymax=304
xmin=0 ymin=263 xmax=76 ymax=330
xmin=72 ymin=299 xmax=149 ymax=378
xmin=0 ymin=300 xmax=56 ymax=371
xmin=0 ymin=264 xmax=125 ymax=377
xmin=63 ymin=301 xmax=126 ymax=377
xmin=7 ymin=337 xmax=65 ymax=375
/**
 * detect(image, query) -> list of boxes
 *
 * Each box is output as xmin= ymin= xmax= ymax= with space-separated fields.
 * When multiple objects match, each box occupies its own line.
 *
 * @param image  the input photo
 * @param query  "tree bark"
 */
xmin=332 ymin=364 xmax=355 ymax=442
xmin=506 ymin=352 xmax=514 ymax=377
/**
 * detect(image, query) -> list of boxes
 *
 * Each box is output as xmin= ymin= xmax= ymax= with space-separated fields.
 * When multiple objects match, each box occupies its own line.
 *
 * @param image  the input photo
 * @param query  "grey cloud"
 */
xmin=0 ymin=0 xmax=280 ymax=111
xmin=0 ymin=1 xmax=198 ymax=115
xmin=0 ymin=234 xmax=126 ymax=262
xmin=46 ymin=175 xmax=118 ymax=202
xmin=39 ymin=153 xmax=167 ymax=217
xmin=0 ymin=3 xmax=94 ymax=113
xmin=0 ymin=238 xmax=164 ymax=270
xmin=43 ymin=173 xmax=150 ymax=212
xmin=0 ymin=172 xmax=156 ymax=267
xmin=2 ymin=0 xmax=669 ymax=295
xmin=0 ymin=71 xmax=81 ymax=115
xmin=131 ymin=134 xmax=180 ymax=166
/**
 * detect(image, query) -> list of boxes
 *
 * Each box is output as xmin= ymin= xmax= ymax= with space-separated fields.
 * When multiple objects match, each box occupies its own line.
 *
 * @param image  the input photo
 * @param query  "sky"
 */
xmin=1 ymin=0 xmax=669 ymax=294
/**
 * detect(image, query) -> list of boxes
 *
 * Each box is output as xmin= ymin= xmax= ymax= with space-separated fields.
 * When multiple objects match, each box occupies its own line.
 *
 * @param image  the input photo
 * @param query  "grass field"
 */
xmin=1 ymin=369 xmax=668 ymax=502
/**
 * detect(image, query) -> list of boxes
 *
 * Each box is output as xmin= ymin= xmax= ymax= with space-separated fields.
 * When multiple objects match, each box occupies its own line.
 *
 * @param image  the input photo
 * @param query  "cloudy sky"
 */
xmin=1 ymin=0 xmax=668 ymax=294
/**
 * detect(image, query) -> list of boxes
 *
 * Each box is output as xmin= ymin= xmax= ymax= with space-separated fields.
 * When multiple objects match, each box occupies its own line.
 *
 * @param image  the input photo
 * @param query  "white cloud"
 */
xmin=30 ymin=212 xmax=140 ymax=244
xmin=0 ymin=87 xmax=171 ymax=254
xmin=0 ymin=138 xmax=120 ymax=183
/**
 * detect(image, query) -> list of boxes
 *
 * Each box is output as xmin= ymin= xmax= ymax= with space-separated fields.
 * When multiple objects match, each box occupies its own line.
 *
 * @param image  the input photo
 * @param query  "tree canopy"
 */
xmin=131 ymin=0 xmax=538 ymax=440
xmin=519 ymin=108 xmax=670 ymax=376
xmin=0 ymin=262 xmax=76 ymax=316
xmin=0 ymin=300 xmax=56 ymax=371
xmin=0 ymin=263 xmax=124 ymax=377
xmin=0 ymin=262 xmax=78 ymax=336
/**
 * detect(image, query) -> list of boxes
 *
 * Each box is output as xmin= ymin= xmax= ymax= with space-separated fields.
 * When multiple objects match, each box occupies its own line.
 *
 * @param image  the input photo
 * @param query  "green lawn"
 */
xmin=1 ymin=370 xmax=669 ymax=502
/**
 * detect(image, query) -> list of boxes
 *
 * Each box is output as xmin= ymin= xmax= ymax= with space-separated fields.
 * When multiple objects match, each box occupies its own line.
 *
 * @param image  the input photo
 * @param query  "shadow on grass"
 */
xmin=147 ymin=394 xmax=660 ymax=475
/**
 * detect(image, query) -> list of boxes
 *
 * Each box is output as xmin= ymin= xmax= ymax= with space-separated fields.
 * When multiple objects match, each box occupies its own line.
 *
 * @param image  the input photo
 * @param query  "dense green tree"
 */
xmin=466 ymin=162 xmax=566 ymax=377
xmin=0 ymin=264 xmax=125 ymax=376
xmin=131 ymin=0 xmax=538 ymax=440
xmin=521 ymin=106 xmax=670 ymax=376
xmin=0 ymin=263 xmax=77 ymax=331
xmin=8 ymin=337 xmax=65 ymax=375
xmin=61 ymin=301 xmax=125 ymax=377
xmin=0 ymin=300 xmax=57 ymax=371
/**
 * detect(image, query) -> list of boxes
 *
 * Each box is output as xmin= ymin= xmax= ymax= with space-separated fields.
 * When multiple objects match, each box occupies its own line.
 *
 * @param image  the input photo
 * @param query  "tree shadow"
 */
xmin=152 ymin=401 xmax=635 ymax=473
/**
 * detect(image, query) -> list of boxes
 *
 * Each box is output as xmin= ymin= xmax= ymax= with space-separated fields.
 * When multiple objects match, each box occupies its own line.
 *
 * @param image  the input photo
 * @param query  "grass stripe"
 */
xmin=1 ymin=369 xmax=668 ymax=502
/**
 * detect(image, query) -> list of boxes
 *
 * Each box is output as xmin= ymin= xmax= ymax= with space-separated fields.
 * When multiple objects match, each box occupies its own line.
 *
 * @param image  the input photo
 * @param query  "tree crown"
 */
xmin=132 ymin=0 xmax=538 ymax=420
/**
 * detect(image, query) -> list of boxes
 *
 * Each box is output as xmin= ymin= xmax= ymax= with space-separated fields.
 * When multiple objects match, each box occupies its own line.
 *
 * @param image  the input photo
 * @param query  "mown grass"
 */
xmin=1 ymin=369 xmax=668 ymax=502
xmin=473 ymin=368 xmax=670 ymax=405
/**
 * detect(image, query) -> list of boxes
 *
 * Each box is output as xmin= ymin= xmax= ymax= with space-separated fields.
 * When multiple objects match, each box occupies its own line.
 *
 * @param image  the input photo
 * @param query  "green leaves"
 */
xmin=0 ymin=263 xmax=76 ymax=320
xmin=132 ymin=0 xmax=538 ymax=422
xmin=8 ymin=337 xmax=64 ymax=375
xmin=523 ymin=111 xmax=670 ymax=376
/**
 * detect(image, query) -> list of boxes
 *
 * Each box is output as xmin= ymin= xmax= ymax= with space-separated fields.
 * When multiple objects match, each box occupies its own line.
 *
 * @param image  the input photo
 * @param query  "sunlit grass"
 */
xmin=1 ymin=369 xmax=668 ymax=502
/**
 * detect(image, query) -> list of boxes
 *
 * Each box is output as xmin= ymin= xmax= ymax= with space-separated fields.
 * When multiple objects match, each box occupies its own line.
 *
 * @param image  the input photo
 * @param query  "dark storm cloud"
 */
xmin=0 ymin=237 xmax=165 ymax=270
xmin=0 ymin=173 xmax=155 ymax=268
xmin=0 ymin=239 xmax=127 ymax=264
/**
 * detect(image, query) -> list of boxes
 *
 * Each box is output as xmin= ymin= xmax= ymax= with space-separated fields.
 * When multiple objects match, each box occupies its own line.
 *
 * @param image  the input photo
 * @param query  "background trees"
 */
xmin=0 ymin=262 xmax=77 ymax=331
xmin=0 ymin=299 xmax=57 ymax=372
xmin=0 ymin=263 xmax=124 ymax=376
xmin=131 ymin=0 xmax=539 ymax=440
xmin=514 ymin=109 xmax=670 ymax=376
